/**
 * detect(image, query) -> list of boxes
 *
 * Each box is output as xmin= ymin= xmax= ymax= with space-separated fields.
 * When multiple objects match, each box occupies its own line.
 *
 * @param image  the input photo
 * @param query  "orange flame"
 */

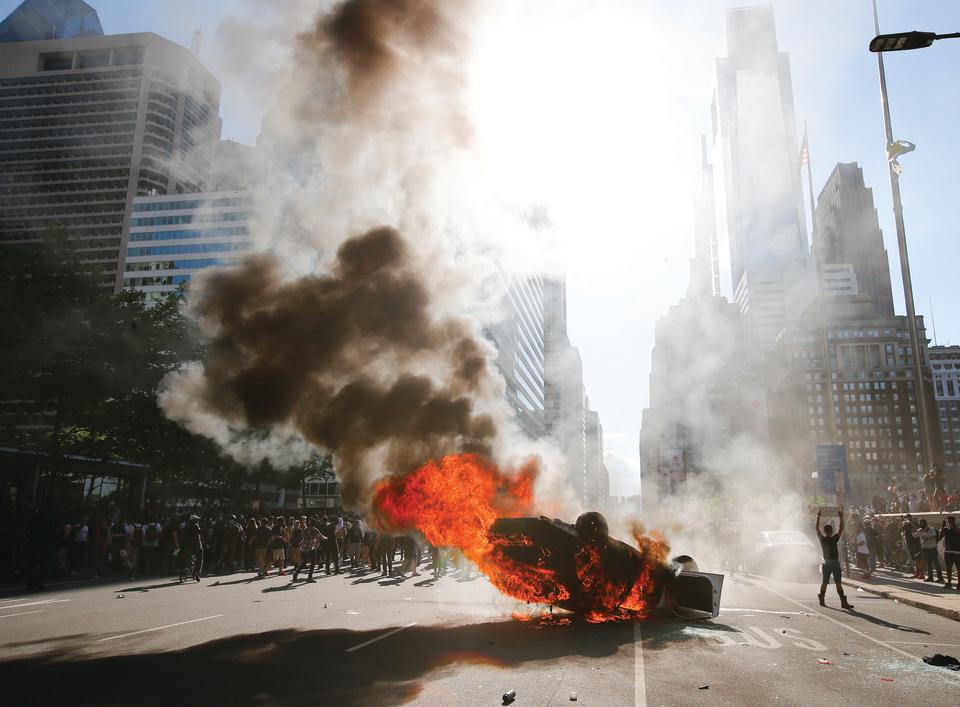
xmin=372 ymin=453 xmax=668 ymax=622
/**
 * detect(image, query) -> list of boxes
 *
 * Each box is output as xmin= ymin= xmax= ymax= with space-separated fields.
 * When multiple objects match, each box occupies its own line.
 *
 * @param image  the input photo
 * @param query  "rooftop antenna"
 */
xmin=929 ymin=298 xmax=938 ymax=346
xmin=190 ymin=26 xmax=203 ymax=57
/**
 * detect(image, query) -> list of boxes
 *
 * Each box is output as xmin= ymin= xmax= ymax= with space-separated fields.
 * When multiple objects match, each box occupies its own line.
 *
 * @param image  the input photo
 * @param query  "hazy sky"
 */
xmin=8 ymin=0 xmax=957 ymax=496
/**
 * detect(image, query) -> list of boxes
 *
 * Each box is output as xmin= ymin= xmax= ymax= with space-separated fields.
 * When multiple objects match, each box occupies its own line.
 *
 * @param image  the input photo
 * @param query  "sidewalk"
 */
xmin=843 ymin=566 xmax=960 ymax=622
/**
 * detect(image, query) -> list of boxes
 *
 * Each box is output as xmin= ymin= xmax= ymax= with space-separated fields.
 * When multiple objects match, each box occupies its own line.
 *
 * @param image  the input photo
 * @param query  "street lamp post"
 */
xmin=870 ymin=30 xmax=960 ymax=53
xmin=870 ymin=0 xmax=938 ymax=473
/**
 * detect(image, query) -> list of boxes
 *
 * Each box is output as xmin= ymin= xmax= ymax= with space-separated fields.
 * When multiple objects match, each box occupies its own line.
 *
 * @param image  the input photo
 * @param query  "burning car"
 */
xmin=490 ymin=512 xmax=724 ymax=621
xmin=374 ymin=454 xmax=722 ymax=623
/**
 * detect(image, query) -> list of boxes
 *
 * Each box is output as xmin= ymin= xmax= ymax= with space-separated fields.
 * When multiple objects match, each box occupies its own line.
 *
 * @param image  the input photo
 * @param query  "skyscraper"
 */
xmin=769 ymin=298 xmax=943 ymax=501
xmin=122 ymin=191 xmax=253 ymax=303
xmin=813 ymin=162 xmax=895 ymax=316
xmin=0 ymin=0 xmax=103 ymax=43
xmin=712 ymin=6 xmax=810 ymax=348
xmin=489 ymin=266 xmax=548 ymax=439
xmin=929 ymin=346 xmax=960 ymax=486
xmin=0 ymin=3 xmax=222 ymax=289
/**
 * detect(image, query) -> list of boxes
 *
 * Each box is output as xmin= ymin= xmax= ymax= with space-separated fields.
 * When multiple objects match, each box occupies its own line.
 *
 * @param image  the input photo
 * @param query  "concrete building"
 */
xmin=0 ymin=3 xmax=222 ymax=289
xmin=212 ymin=138 xmax=257 ymax=192
xmin=930 ymin=346 xmax=960 ymax=486
xmin=640 ymin=138 xmax=759 ymax=503
xmin=543 ymin=276 xmax=591 ymax=506
xmin=0 ymin=0 xmax=102 ymax=43
xmin=122 ymin=191 xmax=253 ymax=302
xmin=712 ymin=6 xmax=811 ymax=349
xmin=770 ymin=298 xmax=943 ymax=502
xmin=813 ymin=162 xmax=895 ymax=316
xmin=584 ymin=405 xmax=607 ymax=510
xmin=489 ymin=266 xmax=548 ymax=439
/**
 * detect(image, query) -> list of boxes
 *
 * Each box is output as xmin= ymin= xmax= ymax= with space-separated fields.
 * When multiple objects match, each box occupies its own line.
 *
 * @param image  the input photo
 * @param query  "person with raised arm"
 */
xmin=816 ymin=507 xmax=854 ymax=609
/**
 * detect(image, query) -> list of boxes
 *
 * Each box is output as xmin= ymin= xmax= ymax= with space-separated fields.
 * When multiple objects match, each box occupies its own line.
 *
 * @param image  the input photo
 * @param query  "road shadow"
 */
xmin=824 ymin=606 xmax=930 ymax=634
xmin=856 ymin=571 xmax=956 ymax=597
xmin=208 ymin=575 xmax=263 ymax=587
xmin=0 ymin=616 xmax=704 ymax=706
xmin=115 ymin=581 xmax=185 ymax=593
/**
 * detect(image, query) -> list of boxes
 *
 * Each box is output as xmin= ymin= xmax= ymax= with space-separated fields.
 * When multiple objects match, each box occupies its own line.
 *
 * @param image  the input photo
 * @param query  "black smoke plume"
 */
xmin=165 ymin=227 xmax=501 ymax=506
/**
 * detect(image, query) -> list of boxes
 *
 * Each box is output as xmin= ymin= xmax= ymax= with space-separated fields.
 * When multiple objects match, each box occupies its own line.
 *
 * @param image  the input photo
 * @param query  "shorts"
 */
xmin=821 ymin=559 xmax=842 ymax=584
xmin=347 ymin=542 xmax=361 ymax=555
xmin=271 ymin=548 xmax=285 ymax=561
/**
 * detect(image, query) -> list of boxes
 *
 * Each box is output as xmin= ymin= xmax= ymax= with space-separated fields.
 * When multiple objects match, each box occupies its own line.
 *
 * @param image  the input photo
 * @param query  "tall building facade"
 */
xmin=122 ymin=191 xmax=253 ymax=302
xmin=930 ymin=346 xmax=960 ymax=486
xmin=489 ymin=267 xmax=547 ymax=439
xmin=0 ymin=11 xmax=222 ymax=289
xmin=0 ymin=0 xmax=103 ymax=43
xmin=813 ymin=162 xmax=895 ymax=316
xmin=712 ymin=6 xmax=811 ymax=349
xmin=770 ymin=298 xmax=943 ymax=501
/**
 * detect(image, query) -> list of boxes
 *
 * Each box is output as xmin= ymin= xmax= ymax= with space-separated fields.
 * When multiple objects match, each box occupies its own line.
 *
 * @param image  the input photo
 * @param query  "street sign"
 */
xmin=815 ymin=445 xmax=849 ymax=494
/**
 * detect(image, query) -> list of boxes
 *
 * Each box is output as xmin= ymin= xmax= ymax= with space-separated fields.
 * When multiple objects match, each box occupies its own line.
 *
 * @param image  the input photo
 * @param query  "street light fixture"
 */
xmin=869 ymin=0 xmax=940 ymax=474
xmin=869 ymin=30 xmax=960 ymax=53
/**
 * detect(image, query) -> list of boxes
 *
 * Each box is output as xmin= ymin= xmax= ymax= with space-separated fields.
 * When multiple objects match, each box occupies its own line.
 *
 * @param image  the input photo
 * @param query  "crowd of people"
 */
xmin=846 ymin=512 xmax=960 ymax=589
xmin=1 ymin=507 xmax=468 ymax=591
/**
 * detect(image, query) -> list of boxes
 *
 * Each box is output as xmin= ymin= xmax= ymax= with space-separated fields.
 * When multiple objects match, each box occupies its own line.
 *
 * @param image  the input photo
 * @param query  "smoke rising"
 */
xmin=160 ymin=0 xmax=568 ymax=510
xmin=164 ymin=226 xmax=505 ymax=506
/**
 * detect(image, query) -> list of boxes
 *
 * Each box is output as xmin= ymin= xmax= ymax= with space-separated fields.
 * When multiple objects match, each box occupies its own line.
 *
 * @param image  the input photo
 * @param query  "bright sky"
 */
xmin=7 ymin=1 xmax=958 ymax=496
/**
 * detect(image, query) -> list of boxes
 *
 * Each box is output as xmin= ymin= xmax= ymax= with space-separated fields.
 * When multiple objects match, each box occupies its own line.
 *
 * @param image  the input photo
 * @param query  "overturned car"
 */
xmin=490 ymin=512 xmax=723 ymax=621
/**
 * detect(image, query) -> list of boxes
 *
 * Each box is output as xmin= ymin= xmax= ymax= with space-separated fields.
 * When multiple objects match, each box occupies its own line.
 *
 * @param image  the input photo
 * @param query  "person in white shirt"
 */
xmin=855 ymin=524 xmax=872 ymax=578
xmin=917 ymin=519 xmax=943 ymax=583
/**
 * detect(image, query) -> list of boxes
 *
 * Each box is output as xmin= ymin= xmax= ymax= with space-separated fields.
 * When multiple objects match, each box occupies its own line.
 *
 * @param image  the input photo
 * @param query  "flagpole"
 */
xmin=804 ymin=123 xmax=838 ymax=445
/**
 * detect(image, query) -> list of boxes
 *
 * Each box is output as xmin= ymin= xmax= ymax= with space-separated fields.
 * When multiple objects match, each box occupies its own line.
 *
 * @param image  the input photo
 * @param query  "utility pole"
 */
xmin=871 ymin=0 xmax=936 ymax=473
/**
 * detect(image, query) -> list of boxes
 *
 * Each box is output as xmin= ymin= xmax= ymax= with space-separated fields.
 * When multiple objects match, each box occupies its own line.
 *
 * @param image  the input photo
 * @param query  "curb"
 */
xmin=843 ymin=578 xmax=960 ymax=622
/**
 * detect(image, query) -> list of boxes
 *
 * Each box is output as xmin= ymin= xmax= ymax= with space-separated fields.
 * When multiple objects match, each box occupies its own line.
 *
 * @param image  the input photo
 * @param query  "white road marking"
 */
xmin=634 ymin=622 xmax=646 ymax=707
xmin=890 ymin=641 xmax=960 ymax=647
xmin=0 ymin=599 xmax=69 ymax=611
xmin=346 ymin=610 xmax=361 ymax=615
xmin=0 ymin=610 xmax=44 ymax=619
xmin=721 ymin=608 xmax=806 ymax=615
xmin=97 ymin=614 xmax=224 ymax=642
xmin=754 ymin=579 xmax=960 ymax=682
xmin=345 ymin=622 xmax=417 ymax=653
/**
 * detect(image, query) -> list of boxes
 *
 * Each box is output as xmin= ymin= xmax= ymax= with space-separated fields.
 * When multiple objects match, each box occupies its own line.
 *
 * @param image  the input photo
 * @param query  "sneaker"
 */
xmin=818 ymin=595 xmax=825 ymax=606
xmin=943 ymin=582 xmax=953 ymax=589
xmin=923 ymin=578 xmax=934 ymax=582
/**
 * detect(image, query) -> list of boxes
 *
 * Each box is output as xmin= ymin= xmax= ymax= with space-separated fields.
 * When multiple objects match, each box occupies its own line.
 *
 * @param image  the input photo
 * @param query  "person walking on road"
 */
xmin=293 ymin=519 xmax=325 ymax=582
xmin=940 ymin=516 xmax=960 ymax=590
xmin=178 ymin=515 xmax=203 ymax=583
xmin=816 ymin=508 xmax=854 ymax=609
xmin=320 ymin=516 xmax=341 ymax=575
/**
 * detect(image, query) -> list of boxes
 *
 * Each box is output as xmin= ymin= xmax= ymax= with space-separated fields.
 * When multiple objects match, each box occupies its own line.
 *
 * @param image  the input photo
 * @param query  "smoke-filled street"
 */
xmin=2 ymin=1 xmax=960 ymax=705
xmin=1 ymin=567 xmax=958 ymax=706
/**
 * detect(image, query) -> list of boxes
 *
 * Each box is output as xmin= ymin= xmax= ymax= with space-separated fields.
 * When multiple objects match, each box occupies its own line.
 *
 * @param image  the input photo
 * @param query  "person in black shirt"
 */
xmin=940 ymin=516 xmax=960 ymax=590
xmin=816 ymin=508 xmax=854 ymax=609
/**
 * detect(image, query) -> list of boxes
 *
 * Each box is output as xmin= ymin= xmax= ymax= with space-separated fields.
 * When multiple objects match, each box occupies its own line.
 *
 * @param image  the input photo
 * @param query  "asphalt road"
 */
xmin=1 ymin=562 xmax=958 ymax=706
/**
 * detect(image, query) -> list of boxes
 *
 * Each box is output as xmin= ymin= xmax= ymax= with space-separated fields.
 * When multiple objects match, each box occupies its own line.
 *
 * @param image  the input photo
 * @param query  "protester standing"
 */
xmin=940 ymin=516 xmax=960 ymax=590
xmin=816 ymin=508 xmax=854 ymax=609
xmin=917 ymin=519 xmax=943 ymax=584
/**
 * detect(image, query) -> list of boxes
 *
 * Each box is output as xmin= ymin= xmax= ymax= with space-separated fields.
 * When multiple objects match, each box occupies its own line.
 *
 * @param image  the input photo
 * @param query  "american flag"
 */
xmin=799 ymin=128 xmax=809 ymax=167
